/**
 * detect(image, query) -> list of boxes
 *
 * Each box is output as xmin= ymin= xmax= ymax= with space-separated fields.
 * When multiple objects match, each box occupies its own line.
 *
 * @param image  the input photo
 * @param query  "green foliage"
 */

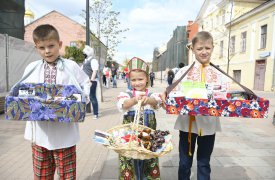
xmin=81 ymin=0 xmax=129 ymax=61
xmin=122 ymin=58 xmax=129 ymax=66
xmin=64 ymin=46 xmax=85 ymax=63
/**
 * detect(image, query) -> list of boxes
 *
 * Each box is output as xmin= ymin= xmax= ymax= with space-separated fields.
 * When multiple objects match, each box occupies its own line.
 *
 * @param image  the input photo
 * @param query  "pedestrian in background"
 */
xmin=82 ymin=45 xmax=99 ymax=119
xmin=22 ymin=24 xmax=90 ymax=180
xmin=116 ymin=57 xmax=163 ymax=179
xmin=173 ymin=62 xmax=185 ymax=76
xmin=167 ymin=69 xmax=175 ymax=86
xmin=111 ymin=63 xmax=118 ymax=88
xmin=102 ymin=66 xmax=107 ymax=87
xmin=103 ymin=63 xmax=110 ymax=88
xmin=124 ymin=66 xmax=131 ymax=90
xmin=149 ymin=71 xmax=155 ymax=87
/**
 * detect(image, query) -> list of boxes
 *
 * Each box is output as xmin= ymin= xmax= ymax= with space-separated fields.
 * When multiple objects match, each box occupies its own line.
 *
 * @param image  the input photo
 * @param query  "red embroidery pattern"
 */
xmin=187 ymin=65 xmax=219 ymax=83
xmin=44 ymin=63 xmax=57 ymax=84
xmin=117 ymin=96 xmax=129 ymax=101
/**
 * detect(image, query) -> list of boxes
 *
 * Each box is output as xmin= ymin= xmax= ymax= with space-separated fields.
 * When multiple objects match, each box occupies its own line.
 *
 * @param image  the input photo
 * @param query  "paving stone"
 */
xmin=0 ymin=80 xmax=275 ymax=180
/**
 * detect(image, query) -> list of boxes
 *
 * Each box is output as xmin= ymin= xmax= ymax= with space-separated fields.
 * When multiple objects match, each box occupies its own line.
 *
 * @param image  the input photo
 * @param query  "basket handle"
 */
xmin=133 ymin=100 xmax=143 ymax=126
xmin=128 ymin=100 xmax=143 ymax=148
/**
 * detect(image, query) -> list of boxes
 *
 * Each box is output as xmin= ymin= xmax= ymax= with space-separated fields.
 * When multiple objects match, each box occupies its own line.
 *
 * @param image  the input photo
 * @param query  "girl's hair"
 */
xmin=33 ymin=24 xmax=60 ymax=43
xmin=191 ymin=31 xmax=213 ymax=47
xmin=129 ymin=69 xmax=150 ymax=87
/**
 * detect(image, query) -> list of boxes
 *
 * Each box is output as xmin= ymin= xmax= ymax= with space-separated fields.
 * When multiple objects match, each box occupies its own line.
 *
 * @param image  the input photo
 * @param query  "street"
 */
xmin=0 ymin=79 xmax=275 ymax=179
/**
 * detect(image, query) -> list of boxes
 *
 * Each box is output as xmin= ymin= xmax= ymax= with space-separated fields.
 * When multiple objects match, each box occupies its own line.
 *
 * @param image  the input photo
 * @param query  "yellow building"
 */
xmin=225 ymin=1 xmax=275 ymax=91
xmin=194 ymin=0 xmax=275 ymax=91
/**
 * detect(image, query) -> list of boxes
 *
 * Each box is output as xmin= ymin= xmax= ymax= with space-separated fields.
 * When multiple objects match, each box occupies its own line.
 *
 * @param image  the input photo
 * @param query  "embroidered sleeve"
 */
xmin=117 ymin=92 xmax=131 ymax=112
xmin=221 ymin=72 xmax=232 ymax=91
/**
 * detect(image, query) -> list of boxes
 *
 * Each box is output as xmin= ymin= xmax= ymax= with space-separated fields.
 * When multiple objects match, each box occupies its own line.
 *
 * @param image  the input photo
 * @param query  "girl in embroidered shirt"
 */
xmin=117 ymin=57 xmax=163 ymax=180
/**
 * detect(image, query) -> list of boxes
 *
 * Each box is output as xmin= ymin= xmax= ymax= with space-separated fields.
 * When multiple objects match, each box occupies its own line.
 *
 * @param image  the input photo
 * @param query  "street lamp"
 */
xmin=86 ymin=0 xmax=90 ymax=45
xmin=157 ymin=53 xmax=163 ymax=84
xmin=176 ymin=40 xmax=184 ymax=67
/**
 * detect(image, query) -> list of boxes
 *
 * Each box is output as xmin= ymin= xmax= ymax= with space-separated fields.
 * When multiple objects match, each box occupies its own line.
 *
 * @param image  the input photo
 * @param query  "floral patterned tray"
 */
xmin=5 ymin=83 xmax=86 ymax=122
xmin=166 ymin=92 xmax=269 ymax=118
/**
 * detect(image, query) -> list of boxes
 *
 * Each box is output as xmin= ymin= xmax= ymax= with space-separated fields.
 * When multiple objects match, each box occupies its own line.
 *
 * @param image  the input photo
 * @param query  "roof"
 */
xmin=225 ymin=0 xmax=275 ymax=27
xmin=195 ymin=0 xmax=269 ymax=23
xmin=24 ymin=10 xmax=107 ymax=48
xmin=25 ymin=10 xmax=83 ymax=28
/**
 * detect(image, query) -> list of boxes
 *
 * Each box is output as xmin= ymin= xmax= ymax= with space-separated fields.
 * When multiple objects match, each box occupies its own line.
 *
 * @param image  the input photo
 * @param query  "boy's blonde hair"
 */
xmin=191 ymin=31 xmax=214 ymax=47
xmin=32 ymin=24 xmax=60 ymax=43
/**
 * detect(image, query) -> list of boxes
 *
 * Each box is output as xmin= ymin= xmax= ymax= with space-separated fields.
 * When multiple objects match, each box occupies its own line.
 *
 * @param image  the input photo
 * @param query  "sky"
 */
xmin=27 ymin=0 xmax=205 ymax=64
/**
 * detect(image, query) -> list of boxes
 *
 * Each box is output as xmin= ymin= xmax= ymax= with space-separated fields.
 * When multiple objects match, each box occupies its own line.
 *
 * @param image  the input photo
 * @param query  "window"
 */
xmin=222 ymin=11 xmax=225 ymax=24
xmin=70 ymin=41 xmax=77 ymax=47
xmin=233 ymin=70 xmax=241 ymax=83
xmin=220 ymin=40 xmax=223 ymax=57
xmin=216 ymin=15 xmax=219 ymax=26
xmin=230 ymin=36 xmax=235 ymax=55
xmin=260 ymin=24 xmax=267 ymax=49
xmin=204 ymin=21 xmax=208 ymax=29
xmin=240 ymin=31 xmax=247 ymax=52
xmin=211 ymin=18 xmax=213 ymax=29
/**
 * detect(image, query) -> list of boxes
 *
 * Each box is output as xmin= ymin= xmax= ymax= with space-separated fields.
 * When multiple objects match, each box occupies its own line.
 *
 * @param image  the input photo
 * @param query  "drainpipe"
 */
xmin=272 ymin=53 xmax=275 ymax=91
xmin=5 ymin=34 xmax=9 ymax=91
xmin=272 ymin=12 xmax=275 ymax=91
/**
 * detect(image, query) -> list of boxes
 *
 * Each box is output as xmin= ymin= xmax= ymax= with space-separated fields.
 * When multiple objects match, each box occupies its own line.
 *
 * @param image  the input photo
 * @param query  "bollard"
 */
xmin=273 ymin=112 xmax=275 ymax=126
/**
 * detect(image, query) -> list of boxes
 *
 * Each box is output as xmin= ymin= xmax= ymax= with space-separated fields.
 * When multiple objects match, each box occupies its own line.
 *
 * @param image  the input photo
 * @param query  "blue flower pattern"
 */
xmin=5 ymin=83 xmax=86 ymax=122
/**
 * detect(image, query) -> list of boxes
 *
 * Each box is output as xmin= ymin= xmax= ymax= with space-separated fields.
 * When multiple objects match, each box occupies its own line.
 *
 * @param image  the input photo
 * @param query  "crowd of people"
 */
xmin=16 ymin=23 xmax=228 ymax=180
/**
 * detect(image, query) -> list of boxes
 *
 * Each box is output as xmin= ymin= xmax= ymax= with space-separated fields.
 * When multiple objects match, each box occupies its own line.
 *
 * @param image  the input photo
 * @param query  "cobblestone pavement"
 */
xmin=0 ymin=79 xmax=275 ymax=179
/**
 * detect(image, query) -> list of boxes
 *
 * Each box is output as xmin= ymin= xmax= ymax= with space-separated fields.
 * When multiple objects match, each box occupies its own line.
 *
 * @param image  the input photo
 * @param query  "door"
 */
xmin=254 ymin=60 xmax=266 ymax=91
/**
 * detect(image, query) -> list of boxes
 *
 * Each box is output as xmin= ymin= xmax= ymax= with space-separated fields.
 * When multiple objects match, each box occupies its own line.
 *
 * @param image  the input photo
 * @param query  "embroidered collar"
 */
xmin=43 ymin=56 xmax=61 ymax=66
xmin=43 ymin=56 xmax=64 ymax=71
xmin=132 ymin=89 xmax=148 ymax=97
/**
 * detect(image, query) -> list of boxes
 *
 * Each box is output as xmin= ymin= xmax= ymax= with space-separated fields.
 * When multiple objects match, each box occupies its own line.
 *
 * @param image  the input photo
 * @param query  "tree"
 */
xmin=82 ymin=0 xmax=129 ymax=102
xmin=122 ymin=57 xmax=129 ymax=67
xmin=64 ymin=41 xmax=86 ymax=64
xmin=82 ymin=0 xmax=128 ymax=62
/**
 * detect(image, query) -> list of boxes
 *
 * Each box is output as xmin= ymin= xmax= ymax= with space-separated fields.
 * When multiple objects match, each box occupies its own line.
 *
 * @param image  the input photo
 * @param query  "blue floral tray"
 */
xmin=5 ymin=83 xmax=86 ymax=122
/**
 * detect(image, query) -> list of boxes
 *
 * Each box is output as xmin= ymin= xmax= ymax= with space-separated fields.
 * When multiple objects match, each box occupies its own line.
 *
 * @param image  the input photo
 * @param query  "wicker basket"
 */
xmin=105 ymin=101 xmax=173 ymax=160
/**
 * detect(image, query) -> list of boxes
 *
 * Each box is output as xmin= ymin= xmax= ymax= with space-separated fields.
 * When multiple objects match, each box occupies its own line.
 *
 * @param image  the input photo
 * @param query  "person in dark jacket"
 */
xmin=167 ymin=69 xmax=175 ymax=86
xmin=149 ymin=71 xmax=155 ymax=87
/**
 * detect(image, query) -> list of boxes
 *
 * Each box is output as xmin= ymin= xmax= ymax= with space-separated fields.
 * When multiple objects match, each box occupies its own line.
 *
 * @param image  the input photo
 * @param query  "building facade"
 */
xmin=24 ymin=10 xmax=107 ymax=64
xmin=186 ymin=20 xmax=199 ymax=65
xmin=152 ymin=26 xmax=188 ymax=72
xmin=195 ymin=0 xmax=274 ymax=91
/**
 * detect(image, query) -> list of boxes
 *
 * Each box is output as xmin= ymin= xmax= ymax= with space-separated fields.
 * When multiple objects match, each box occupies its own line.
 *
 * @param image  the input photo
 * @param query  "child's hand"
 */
xmin=85 ymin=94 xmax=90 ymax=104
xmin=161 ymin=92 xmax=167 ymax=102
xmin=136 ymin=95 xmax=149 ymax=106
xmin=140 ymin=96 xmax=150 ymax=106
xmin=159 ymin=92 xmax=167 ymax=109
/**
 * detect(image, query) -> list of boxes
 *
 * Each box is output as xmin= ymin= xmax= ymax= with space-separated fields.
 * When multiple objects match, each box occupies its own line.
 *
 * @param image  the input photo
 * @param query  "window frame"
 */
xmin=260 ymin=24 xmax=267 ymax=49
xmin=240 ymin=31 xmax=247 ymax=53
xmin=230 ymin=35 xmax=236 ymax=55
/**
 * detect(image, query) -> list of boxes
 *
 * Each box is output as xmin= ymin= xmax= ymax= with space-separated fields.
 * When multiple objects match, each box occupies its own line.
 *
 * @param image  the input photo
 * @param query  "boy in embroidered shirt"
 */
xmin=22 ymin=24 xmax=90 ymax=180
xmin=165 ymin=31 xmax=230 ymax=180
xmin=117 ymin=57 xmax=163 ymax=180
